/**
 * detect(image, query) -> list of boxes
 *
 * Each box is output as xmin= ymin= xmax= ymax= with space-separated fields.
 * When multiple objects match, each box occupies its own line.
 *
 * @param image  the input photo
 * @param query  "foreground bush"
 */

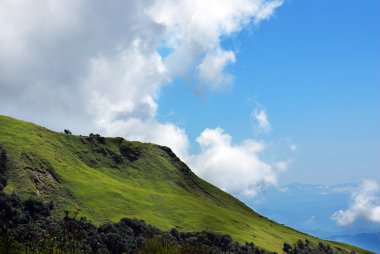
xmin=0 ymin=191 xmax=358 ymax=254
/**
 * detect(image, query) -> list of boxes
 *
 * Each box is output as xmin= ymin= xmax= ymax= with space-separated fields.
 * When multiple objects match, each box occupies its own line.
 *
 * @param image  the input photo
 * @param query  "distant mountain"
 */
xmin=329 ymin=233 xmax=380 ymax=254
xmin=246 ymin=183 xmax=355 ymax=234
xmin=246 ymin=183 xmax=380 ymax=253
xmin=0 ymin=115 xmax=370 ymax=253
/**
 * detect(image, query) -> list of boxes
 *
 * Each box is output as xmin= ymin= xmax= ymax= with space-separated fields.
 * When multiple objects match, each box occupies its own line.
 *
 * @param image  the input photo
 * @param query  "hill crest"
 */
xmin=0 ymin=115 xmax=371 ymax=254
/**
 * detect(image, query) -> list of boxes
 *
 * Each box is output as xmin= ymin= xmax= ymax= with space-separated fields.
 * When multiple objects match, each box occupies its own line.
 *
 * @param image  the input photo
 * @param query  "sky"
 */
xmin=0 ymin=0 xmax=379 ymax=224
xmin=157 ymin=0 xmax=380 ymax=185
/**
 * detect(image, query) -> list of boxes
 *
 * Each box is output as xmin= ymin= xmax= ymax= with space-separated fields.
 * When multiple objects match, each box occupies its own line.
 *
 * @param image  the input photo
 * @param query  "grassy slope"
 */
xmin=0 ymin=115 xmax=371 ymax=254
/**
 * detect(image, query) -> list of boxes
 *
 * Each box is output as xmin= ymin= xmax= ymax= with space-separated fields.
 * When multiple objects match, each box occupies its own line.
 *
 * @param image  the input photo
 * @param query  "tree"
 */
xmin=283 ymin=242 xmax=292 ymax=254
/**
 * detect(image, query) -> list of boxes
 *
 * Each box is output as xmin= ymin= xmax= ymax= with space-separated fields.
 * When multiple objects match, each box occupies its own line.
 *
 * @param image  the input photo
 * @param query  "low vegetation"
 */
xmin=0 ymin=191 xmax=363 ymax=254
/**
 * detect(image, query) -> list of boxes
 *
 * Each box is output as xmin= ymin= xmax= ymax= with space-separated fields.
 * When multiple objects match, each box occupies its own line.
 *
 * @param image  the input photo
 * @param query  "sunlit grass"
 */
xmin=0 ymin=115 xmax=370 ymax=254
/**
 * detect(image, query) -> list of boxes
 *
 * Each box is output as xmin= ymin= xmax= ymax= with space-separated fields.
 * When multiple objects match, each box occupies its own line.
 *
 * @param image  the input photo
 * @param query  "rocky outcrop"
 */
xmin=120 ymin=142 xmax=142 ymax=162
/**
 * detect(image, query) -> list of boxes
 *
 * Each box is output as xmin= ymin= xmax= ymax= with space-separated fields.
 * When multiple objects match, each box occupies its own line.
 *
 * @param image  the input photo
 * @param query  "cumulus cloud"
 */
xmin=100 ymin=118 xmax=190 ymax=161
xmin=0 ymin=0 xmax=166 ymax=132
xmin=0 ymin=0 xmax=284 ymax=196
xmin=331 ymin=180 xmax=380 ymax=225
xmin=0 ymin=0 xmax=282 ymax=140
xmin=190 ymin=128 xmax=277 ymax=196
xmin=197 ymin=49 xmax=236 ymax=90
xmin=148 ymin=0 xmax=283 ymax=88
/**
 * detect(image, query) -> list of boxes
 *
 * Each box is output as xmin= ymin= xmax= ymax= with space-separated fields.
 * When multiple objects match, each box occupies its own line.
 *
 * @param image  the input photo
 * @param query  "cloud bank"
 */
xmin=0 ymin=0 xmax=284 ymax=197
xmin=190 ymin=128 xmax=277 ymax=196
xmin=332 ymin=180 xmax=380 ymax=225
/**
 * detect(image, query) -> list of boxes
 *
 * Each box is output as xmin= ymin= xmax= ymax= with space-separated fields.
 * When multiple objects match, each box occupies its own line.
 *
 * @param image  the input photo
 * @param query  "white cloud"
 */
xmin=100 ymin=118 xmax=190 ymax=161
xmin=197 ymin=48 xmax=236 ymax=90
xmin=189 ymin=128 xmax=277 ymax=196
xmin=0 ymin=0 xmax=284 ymax=197
xmin=0 ymin=0 xmax=166 ymax=132
xmin=0 ymin=0 xmax=283 ymax=137
xmin=331 ymin=180 xmax=380 ymax=225
xmin=252 ymin=109 xmax=272 ymax=133
xmin=147 ymin=0 xmax=283 ymax=89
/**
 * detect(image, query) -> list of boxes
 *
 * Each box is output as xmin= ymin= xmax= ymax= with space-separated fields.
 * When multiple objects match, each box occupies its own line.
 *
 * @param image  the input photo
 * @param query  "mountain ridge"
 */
xmin=0 ymin=115 xmax=371 ymax=254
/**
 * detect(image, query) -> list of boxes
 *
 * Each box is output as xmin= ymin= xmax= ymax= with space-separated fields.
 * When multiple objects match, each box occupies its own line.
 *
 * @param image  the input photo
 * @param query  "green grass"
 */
xmin=0 ymin=115 xmax=372 ymax=254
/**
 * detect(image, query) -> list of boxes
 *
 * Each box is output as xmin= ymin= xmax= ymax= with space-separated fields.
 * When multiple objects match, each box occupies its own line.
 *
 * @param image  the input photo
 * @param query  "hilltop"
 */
xmin=0 ymin=115 xmax=371 ymax=253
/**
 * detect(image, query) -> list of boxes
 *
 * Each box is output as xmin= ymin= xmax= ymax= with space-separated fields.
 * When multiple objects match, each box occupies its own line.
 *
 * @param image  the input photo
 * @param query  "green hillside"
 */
xmin=0 ymin=115 xmax=370 ymax=254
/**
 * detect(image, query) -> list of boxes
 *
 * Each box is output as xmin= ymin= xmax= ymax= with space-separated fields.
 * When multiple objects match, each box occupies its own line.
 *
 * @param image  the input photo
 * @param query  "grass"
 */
xmin=0 ymin=115 xmax=372 ymax=254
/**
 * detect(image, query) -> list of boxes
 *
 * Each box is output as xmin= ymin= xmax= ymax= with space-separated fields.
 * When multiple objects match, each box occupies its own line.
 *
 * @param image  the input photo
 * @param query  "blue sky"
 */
xmin=157 ymin=0 xmax=380 ymax=185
